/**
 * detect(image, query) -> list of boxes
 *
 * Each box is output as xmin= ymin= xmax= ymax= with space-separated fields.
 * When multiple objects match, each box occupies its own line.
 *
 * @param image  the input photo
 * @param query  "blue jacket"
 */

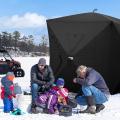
xmin=76 ymin=68 xmax=110 ymax=95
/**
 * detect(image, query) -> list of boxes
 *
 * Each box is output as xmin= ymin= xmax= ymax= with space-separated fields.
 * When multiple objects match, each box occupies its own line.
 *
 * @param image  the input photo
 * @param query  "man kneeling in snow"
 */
xmin=30 ymin=58 xmax=55 ymax=113
xmin=73 ymin=65 xmax=110 ymax=114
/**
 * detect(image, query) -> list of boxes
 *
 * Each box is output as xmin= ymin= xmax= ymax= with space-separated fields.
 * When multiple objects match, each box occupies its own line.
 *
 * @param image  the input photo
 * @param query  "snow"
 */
xmin=0 ymin=57 xmax=120 ymax=120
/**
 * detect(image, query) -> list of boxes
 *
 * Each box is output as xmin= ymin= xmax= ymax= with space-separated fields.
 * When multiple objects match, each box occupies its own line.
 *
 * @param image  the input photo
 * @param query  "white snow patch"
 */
xmin=0 ymin=57 xmax=120 ymax=120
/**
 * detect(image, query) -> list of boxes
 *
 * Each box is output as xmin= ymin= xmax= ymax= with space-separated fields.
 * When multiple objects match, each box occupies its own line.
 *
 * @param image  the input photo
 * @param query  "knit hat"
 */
xmin=56 ymin=78 xmax=64 ymax=86
xmin=57 ymin=88 xmax=68 ymax=98
xmin=6 ymin=72 xmax=15 ymax=81
xmin=6 ymin=72 xmax=15 ymax=77
xmin=38 ymin=58 xmax=46 ymax=65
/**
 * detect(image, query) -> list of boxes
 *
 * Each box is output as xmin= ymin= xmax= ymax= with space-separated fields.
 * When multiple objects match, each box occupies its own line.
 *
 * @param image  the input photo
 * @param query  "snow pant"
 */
xmin=36 ymin=92 xmax=58 ymax=114
xmin=76 ymin=85 xmax=108 ymax=105
xmin=47 ymin=94 xmax=58 ymax=114
xmin=36 ymin=92 xmax=49 ymax=108
xmin=3 ymin=98 xmax=13 ymax=113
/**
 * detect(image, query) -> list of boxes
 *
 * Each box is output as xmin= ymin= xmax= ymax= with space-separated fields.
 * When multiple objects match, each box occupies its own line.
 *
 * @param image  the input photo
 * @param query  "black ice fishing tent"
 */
xmin=47 ymin=12 xmax=120 ymax=94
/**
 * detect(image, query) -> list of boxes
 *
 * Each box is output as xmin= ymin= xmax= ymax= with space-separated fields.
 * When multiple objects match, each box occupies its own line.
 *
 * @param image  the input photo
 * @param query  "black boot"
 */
xmin=31 ymin=102 xmax=36 ymax=108
xmin=31 ymin=102 xmax=39 ymax=114
xmin=79 ymin=96 xmax=96 ymax=114
xmin=96 ymin=104 xmax=105 ymax=113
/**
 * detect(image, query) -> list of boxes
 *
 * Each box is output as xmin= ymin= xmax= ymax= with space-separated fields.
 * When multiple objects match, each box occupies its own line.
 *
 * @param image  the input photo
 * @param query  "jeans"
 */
xmin=76 ymin=85 xmax=108 ymax=105
xmin=31 ymin=83 xmax=42 ymax=103
xmin=3 ymin=98 xmax=13 ymax=112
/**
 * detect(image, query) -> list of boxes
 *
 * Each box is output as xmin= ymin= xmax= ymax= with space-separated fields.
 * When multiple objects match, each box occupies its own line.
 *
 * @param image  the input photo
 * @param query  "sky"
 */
xmin=0 ymin=0 xmax=120 ymax=44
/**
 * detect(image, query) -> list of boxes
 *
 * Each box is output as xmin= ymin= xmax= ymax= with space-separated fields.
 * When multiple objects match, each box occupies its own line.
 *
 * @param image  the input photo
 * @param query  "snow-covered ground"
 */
xmin=0 ymin=57 xmax=120 ymax=120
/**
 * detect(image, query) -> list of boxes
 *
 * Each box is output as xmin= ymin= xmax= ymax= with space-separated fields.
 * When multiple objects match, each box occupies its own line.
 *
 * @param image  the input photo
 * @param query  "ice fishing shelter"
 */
xmin=47 ymin=12 xmax=120 ymax=94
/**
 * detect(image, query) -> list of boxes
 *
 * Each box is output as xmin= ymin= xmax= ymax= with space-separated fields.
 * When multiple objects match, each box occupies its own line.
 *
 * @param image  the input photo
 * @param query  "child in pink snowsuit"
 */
xmin=36 ymin=78 xmax=69 ymax=114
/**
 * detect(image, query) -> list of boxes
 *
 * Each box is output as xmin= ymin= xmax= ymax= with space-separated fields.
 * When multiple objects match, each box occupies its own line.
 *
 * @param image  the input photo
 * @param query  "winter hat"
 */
xmin=38 ymin=58 xmax=46 ymax=65
xmin=6 ymin=72 xmax=15 ymax=81
xmin=56 ymin=78 xmax=65 ymax=86
xmin=57 ymin=88 xmax=68 ymax=98
xmin=6 ymin=72 xmax=15 ymax=76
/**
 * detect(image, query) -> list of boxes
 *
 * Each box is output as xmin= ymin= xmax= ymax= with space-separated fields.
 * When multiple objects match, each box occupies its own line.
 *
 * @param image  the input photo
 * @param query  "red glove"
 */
xmin=12 ymin=94 xmax=16 ymax=98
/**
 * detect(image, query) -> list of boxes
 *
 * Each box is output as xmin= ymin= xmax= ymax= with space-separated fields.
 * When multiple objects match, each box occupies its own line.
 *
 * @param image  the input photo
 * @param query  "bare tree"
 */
xmin=0 ymin=33 xmax=2 ymax=46
xmin=39 ymin=34 xmax=49 ymax=54
xmin=27 ymin=35 xmax=35 ymax=54
xmin=13 ymin=31 xmax=20 ymax=52
xmin=2 ymin=32 xmax=9 ymax=48
xmin=0 ymin=30 xmax=49 ymax=56
xmin=8 ymin=33 xmax=13 ymax=47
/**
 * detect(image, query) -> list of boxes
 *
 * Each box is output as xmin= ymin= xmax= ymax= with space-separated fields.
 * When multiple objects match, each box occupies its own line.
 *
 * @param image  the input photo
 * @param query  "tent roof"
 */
xmin=47 ymin=13 xmax=120 ymax=56
xmin=47 ymin=12 xmax=120 ymax=23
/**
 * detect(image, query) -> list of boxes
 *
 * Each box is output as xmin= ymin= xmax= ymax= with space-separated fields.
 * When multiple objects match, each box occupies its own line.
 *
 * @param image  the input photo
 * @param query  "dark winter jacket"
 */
xmin=1 ymin=76 xmax=15 ymax=99
xmin=31 ymin=64 xmax=55 ymax=86
xmin=76 ymin=68 xmax=110 ymax=95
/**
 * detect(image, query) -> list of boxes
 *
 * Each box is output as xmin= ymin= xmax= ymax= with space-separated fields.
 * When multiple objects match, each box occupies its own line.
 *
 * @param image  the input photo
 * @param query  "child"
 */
xmin=1 ymin=72 xmax=16 ymax=113
xmin=54 ymin=78 xmax=68 ymax=113
xmin=36 ymin=78 xmax=69 ymax=114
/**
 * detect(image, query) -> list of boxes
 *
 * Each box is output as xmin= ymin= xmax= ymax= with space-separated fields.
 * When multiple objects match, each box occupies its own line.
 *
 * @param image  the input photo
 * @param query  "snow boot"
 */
xmin=96 ymin=104 xmax=105 ymax=113
xmin=31 ymin=103 xmax=39 ymax=114
xmin=80 ymin=105 xmax=96 ymax=114
xmin=31 ymin=107 xmax=40 ymax=114
xmin=11 ymin=109 xmax=25 ymax=115
xmin=79 ymin=96 xmax=96 ymax=114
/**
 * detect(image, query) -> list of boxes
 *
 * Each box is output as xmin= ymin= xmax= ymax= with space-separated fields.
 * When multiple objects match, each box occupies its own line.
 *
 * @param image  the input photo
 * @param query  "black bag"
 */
xmin=59 ymin=105 xmax=72 ymax=117
xmin=68 ymin=98 xmax=77 ymax=108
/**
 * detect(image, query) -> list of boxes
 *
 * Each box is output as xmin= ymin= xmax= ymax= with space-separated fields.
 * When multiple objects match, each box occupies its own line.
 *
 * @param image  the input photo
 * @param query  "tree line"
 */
xmin=0 ymin=31 xmax=49 ymax=56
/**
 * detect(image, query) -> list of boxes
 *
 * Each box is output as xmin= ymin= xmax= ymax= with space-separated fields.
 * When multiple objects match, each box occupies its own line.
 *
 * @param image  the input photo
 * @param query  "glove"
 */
xmin=44 ymin=82 xmax=51 ymax=89
xmin=38 ymin=81 xmax=46 ymax=85
xmin=12 ymin=94 xmax=16 ymax=98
